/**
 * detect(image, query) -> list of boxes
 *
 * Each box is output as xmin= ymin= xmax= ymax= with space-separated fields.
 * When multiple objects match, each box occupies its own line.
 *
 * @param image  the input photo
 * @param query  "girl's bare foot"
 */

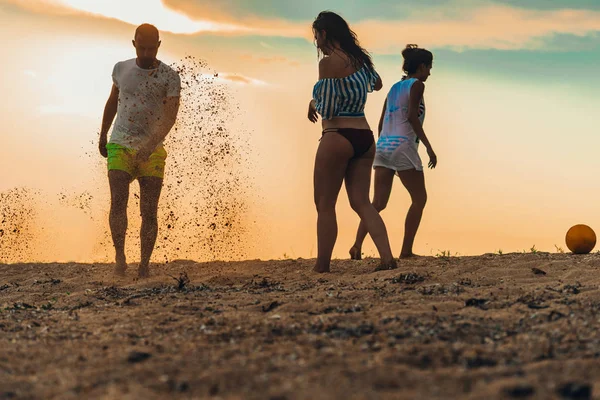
xmin=349 ymin=246 xmax=362 ymax=260
xmin=313 ymin=262 xmax=330 ymax=273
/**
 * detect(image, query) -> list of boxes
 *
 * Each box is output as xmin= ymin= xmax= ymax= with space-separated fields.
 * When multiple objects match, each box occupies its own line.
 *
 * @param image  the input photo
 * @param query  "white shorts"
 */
xmin=373 ymin=136 xmax=423 ymax=172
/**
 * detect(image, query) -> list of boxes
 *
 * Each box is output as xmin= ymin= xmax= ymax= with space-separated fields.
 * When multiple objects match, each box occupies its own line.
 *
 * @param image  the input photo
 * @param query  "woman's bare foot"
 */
xmin=114 ymin=254 xmax=127 ymax=276
xmin=313 ymin=262 xmax=330 ymax=273
xmin=349 ymin=246 xmax=362 ymax=260
xmin=137 ymin=265 xmax=150 ymax=279
xmin=374 ymin=259 xmax=398 ymax=272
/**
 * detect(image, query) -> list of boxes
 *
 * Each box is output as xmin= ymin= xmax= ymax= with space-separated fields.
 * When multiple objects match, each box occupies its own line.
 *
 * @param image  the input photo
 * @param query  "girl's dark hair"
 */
xmin=402 ymin=44 xmax=433 ymax=75
xmin=312 ymin=11 xmax=374 ymax=71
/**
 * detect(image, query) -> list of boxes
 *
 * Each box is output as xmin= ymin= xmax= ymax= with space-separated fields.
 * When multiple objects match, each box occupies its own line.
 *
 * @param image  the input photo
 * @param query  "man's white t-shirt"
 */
xmin=109 ymin=59 xmax=181 ymax=151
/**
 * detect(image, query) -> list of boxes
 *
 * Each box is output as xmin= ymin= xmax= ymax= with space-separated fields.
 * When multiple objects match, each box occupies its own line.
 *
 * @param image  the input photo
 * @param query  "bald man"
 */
xmin=98 ymin=23 xmax=181 ymax=278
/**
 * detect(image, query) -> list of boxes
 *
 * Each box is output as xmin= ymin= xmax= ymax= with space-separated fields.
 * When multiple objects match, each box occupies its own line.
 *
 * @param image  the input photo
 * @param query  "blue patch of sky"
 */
xmin=494 ymin=0 xmax=600 ymax=11
xmin=375 ymin=33 xmax=600 ymax=93
xmin=180 ymin=0 xmax=600 ymax=22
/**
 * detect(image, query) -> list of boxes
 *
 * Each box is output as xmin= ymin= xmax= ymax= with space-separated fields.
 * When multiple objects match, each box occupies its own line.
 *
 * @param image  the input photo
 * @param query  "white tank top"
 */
xmin=376 ymin=77 xmax=425 ymax=157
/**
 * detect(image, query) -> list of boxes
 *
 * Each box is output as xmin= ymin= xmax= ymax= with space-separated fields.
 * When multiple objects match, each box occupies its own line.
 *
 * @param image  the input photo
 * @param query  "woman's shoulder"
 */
xmin=410 ymin=79 xmax=425 ymax=90
xmin=318 ymin=56 xmax=345 ymax=79
xmin=393 ymin=77 xmax=424 ymax=89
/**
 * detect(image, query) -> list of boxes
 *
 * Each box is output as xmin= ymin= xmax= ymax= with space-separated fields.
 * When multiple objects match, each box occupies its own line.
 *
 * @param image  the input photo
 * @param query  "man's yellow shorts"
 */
xmin=106 ymin=143 xmax=167 ymax=180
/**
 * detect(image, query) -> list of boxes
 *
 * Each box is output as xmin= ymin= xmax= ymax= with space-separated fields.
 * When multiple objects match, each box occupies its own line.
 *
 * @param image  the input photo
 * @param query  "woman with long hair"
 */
xmin=308 ymin=11 xmax=396 ymax=273
xmin=349 ymin=44 xmax=436 ymax=260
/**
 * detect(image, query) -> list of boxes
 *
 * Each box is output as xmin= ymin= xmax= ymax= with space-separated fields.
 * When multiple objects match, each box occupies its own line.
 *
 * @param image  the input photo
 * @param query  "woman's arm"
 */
xmin=309 ymin=57 xmax=339 ymax=122
xmin=407 ymin=81 xmax=437 ymax=168
xmin=374 ymin=73 xmax=383 ymax=91
xmin=407 ymin=81 xmax=431 ymax=150
xmin=378 ymin=98 xmax=387 ymax=137
xmin=308 ymin=99 xmax=318 ymax=123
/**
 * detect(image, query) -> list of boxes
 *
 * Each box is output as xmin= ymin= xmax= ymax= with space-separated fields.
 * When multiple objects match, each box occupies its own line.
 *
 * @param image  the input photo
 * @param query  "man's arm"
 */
xmin=99 ymin=84 xmax=119 ymax=158
xmin=137 ymin=96 xmax=180 ymax=159
xmin=152 ymin=96 xmax=180 ymax=145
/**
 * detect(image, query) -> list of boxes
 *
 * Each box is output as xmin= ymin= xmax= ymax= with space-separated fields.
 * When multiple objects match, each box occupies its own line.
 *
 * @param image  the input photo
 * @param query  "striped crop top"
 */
xmin=312 ymin=65 xmax=380 ymax=120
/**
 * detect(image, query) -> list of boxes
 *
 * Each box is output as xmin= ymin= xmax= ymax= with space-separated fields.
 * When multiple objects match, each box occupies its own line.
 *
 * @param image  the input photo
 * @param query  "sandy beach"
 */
xmin=1 ymin=253 xmax=599 ymax=399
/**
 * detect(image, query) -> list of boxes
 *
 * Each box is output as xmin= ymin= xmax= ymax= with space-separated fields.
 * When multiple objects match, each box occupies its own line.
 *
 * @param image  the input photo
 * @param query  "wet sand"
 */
xmin=1 ymin=253 xmax=599 ymax=399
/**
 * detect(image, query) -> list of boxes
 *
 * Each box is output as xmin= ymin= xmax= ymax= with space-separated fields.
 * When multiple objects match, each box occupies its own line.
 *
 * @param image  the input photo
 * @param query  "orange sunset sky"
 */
xmin=1 ymin=0 xmax=600 ymax=262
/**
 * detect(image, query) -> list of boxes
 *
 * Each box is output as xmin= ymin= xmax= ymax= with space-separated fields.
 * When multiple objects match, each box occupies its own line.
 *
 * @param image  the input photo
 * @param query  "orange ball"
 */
xmin=566 ymin=224 xmax=596 ymax=254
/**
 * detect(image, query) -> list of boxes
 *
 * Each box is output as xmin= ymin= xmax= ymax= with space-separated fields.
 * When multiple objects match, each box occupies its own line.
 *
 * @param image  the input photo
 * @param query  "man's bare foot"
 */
xmin=114 ymin=254 xmax=127 ymax=276
xmin=349 ymin=246 xmax=362 ymax=260
xmin=374 ymin=259 xmax=398 ymax=272
xmin=137 ymin=265 xmax=150 ymax=279
xmin=400 ymin=253 xmax=421 ymax=259
xmin=114 ymin=264 xmax=128 ymax=276
xmin=313 ymin=263 xmax=330 ymax=273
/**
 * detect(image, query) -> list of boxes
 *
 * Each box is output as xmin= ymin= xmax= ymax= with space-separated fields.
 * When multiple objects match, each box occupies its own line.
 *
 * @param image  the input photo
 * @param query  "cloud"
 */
xmin=4 ymin=0 xmax=308 ymax=36
xmin=161 ymin=0 xmax=308 ymax=37
xmin=3 ymin=0 xmax=73 ymax=15
xmin=37 ymin=103 xmax=94 ymax=117
xmin=38 ymin=104 xmax=68 ymax=115
xmin=4 ymin=0 xmax=305 ymax=36
xmin=239 ymin=54 xmax=300 ymax=67
xmin=218 ymin=73 xmax=268 ymax=86
xmin=23 ymin=70 xmax=37 ymax=78
xmin=4 ymin=0 xmax=251 ymax=34
xmin=190 ymin=72 xmax=269 ymax=86
xmin=354 ymin=5 xmax=600 ymax=52
xmin=6 ymin=0 xmax=600 ymax=51
xmin=163 ymin=1 xmax=600 ymax=51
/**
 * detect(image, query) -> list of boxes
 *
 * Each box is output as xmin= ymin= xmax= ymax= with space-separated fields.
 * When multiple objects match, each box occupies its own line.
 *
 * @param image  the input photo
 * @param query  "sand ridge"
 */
xmin=1 ymin=253 xmax=599 ymax=399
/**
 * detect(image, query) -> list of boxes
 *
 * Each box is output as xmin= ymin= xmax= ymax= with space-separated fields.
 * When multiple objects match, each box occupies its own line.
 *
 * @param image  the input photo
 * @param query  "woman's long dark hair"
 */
xmin=312 ymin=11 xmax=374 ymax=71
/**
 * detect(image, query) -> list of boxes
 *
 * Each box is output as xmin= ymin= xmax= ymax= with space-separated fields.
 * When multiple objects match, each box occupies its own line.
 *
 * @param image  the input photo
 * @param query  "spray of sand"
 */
xmin=0 ymin=56 xmax=260 ymax=264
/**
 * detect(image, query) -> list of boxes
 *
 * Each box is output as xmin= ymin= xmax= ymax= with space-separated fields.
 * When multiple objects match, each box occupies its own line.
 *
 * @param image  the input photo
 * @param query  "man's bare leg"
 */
xmin=109 ymin=170 xmax=131 ymax=275
xmin=138 ymin=176 xmax=163 ymax=279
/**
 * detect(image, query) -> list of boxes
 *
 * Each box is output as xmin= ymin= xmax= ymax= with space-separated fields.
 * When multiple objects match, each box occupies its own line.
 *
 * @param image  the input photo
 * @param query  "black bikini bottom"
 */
xmin=322 ymin=128 xmax=374 ymax=159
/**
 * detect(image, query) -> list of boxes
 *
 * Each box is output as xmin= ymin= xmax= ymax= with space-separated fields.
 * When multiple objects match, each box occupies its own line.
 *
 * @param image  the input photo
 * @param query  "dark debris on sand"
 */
xmin=127 ymin=351 xmax=152 ymax=364
xmin=503 ymin=384 xmax=535 ymax=398
xmin=389 ymin=272 xmax=426 ymax=285
xmin=556 ymin=382 xmax=592 ymax=400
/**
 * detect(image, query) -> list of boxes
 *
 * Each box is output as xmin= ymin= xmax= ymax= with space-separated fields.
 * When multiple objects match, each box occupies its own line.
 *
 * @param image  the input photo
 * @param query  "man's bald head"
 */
xmin=135 ymin=24 xmax=159 ymax=41
xmin=132 ymin=24 xmax=161 ymax=69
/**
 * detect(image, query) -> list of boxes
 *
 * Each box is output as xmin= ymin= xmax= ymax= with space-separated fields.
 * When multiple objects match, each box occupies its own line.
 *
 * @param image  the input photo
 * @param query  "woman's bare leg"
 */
xmin=345 ymin=146 xmax=396 ymax=270
xmin=313 ymin=133 xmax=353 ymax=273
xmin=397 ymin=169 xmax=427 ymax=258
xmin=350 ymin=167 xmax=395 ymax=259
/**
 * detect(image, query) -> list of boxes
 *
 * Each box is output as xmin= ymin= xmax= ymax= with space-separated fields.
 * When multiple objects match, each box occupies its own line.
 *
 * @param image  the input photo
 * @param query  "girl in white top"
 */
xmin=350 ymin=44 xmax=437 ymax=259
